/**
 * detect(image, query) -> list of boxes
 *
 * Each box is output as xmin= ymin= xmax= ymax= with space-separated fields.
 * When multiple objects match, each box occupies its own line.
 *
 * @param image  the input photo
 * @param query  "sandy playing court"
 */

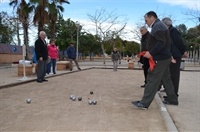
xmin=0 ymin=69 xmax=166 ymax=131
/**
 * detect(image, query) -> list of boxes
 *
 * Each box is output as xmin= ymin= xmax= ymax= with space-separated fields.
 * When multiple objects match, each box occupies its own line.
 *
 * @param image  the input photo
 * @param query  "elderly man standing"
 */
xmin=35 ymin=31 xmax=48 ymax=83
xmin=162 ymin=17 xmax=186 ymax=97
xmin=139 ymin=26 xmax=150 ymax=88
xmin=132 ymin=11 xmax=178 ymax=110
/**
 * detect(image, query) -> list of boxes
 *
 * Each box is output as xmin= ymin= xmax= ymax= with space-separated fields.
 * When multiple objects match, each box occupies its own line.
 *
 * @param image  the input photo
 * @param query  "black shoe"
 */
xmin=132 ymin=101 xmax=148 ymax=110
xmin=36 ymin=79 xmax=43 ymax=83
xmin=140 ymin=84 xmax=145 ymax=88
xmin=70 ymin=69 xmax=72 ymax=71
xmin=78 ymin=68 xmax=81 ymax=70
xmin=162 ymin=100 xmax=178 ymax=105
xmin=43 ymin=79 xmax=48 ymax=82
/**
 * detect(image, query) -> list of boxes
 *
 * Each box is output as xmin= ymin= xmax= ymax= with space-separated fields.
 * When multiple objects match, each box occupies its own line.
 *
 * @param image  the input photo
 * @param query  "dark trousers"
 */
xmin=170 ymin=57 xmax=181 ymax=96
xmin=142 ymin=58 xmax=150 ymax=84
xmin=46 ymin=62 xmax=51 ymax=74
xmin=37 ymin=60 xmax=47 ymax=81
xmin=69 ymin=58 xmax=80 ymax=70
xmin=141 ymin=58 xmax=177 ymax=107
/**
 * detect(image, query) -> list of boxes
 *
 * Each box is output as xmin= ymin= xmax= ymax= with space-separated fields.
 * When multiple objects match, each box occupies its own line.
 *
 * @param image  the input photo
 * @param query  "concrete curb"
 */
xmin=0 ymin=67 xmax=93 ymax=89
xmin=155 ymin=93 xmax=178 ymax=132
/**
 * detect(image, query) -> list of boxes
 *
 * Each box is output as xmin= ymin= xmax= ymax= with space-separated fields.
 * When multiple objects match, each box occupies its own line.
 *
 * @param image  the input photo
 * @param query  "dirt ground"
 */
xmin=0 ymin=69 xmax=167 ymax=131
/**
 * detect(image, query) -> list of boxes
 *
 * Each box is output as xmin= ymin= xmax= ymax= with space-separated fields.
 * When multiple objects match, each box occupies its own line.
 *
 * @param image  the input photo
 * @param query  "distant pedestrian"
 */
xmin=66 ymin=43 xmax=81 ymax=71
xmin=47 ymin=39 xmax=58 ymax=74
xmin=139 ymin=26 xmax=150 ymax=88
xmin=132 ymin=11 xmax=178 ymax=110
xmin=111 ymin=48 xmax=121 ymax=71
xmin=34 ymin=31 xmax=48 ymax=83
xmin=162 ymin=17 xmax=186 ymax=97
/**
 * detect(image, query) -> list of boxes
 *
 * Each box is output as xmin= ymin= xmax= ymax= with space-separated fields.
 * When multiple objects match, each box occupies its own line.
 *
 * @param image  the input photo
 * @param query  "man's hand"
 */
xmin=171 ymin=57 xmax=176 ymax=63
xmin=182 ymin=52 xmax=188 ymax=58
xmin=144 ymin=51 xmax=152 ymax=58
xmin=39 ymin=57 xmax=43 ymax=61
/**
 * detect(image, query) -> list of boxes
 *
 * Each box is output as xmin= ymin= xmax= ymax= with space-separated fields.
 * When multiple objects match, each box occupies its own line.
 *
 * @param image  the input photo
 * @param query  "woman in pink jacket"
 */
xmin=47 ymin=39 xmax=58 ymax=74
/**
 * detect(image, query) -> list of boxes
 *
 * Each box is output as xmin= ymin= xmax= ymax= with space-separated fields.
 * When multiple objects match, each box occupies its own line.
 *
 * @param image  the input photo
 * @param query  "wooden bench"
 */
xmin=56 ymin=61 xmax=70 ymax=70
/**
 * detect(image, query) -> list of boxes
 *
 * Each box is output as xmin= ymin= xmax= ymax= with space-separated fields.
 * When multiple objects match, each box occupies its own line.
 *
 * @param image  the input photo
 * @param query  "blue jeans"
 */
xmin=46 ymin=59 xmax=56 ymax=74
xmin=51 ymin=59 xmax=56 ymax=74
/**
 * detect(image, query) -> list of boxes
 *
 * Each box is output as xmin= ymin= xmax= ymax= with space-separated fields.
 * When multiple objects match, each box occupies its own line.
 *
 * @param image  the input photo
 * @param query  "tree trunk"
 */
xmin=16 ymin=18 xmax=21 ymax=46
xmin=23 ymin=23 xmax=29 ymax=60
xmin=101 ymin=43 xmax=106 ymax=64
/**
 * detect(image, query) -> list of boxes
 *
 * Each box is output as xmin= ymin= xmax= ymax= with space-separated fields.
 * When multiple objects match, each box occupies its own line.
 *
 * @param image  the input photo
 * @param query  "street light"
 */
xmin=76 ymin=21 xmax=80 ymax=60
xmin=0 ymin=35 xmax=2 ymax=42
xmin=190 ymin=46 xmax=193 ymax=62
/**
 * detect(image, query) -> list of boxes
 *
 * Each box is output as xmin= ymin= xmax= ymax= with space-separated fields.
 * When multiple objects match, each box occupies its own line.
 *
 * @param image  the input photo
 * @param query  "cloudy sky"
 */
xmin=0 ymin=0 xmax=199 ymax=45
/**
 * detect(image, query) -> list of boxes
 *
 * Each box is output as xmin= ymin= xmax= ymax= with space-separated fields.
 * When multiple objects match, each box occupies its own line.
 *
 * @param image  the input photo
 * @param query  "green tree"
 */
xmin=55 ymin=17 xmax=78 ymax=59
xmin=9 ymin=0 xmax=34 ymax=59
xmin=0 ymin=12 xmax=15 ymax=44
xmin=48 ymin=0 xmax=70 ymax=39
xmin=175 ymin=24 xmax=187 ymax=35
xmin=124 ymin=41 xmax=140 ymax=57
xmin=79 ymin=32 xmax=101 ymax=59
xmin=30 ymin=0 xmax=50 ymax=32
xmin=30 ymin=0 xmax=69 ymax=35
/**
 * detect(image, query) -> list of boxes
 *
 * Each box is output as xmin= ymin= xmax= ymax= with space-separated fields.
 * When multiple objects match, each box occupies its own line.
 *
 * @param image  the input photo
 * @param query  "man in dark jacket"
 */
xmin=139 ymin=26 xmax=150 ymax=88
xmin=162 ymin=17 xmax=186 ymax=97
xmin=132 ymin=11 xmax=178 ymax=110
xmin=35 ymin=31 xmax=48 ymax=83
xmin=66 ymin=43 xmax=81 ymax=71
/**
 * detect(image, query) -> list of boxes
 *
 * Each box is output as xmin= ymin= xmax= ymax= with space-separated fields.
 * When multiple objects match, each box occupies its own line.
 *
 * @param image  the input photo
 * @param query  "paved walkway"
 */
xmin=0 ymin=61 xmax=200 ymax=132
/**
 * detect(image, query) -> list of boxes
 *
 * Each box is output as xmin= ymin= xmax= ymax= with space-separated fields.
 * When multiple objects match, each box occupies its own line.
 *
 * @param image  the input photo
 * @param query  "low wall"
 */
xmin=57 ymin=61 xmax=70 ymax=70
xmin=0 ymin=54 xmax=23 ymax=64
xmin=0 ymin=53 xmax=33 ymax=64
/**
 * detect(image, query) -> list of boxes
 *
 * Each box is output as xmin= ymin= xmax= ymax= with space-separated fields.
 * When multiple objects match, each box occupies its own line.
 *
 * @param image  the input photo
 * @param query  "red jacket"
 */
xmin=47 ymin=44 xmax=58 ymax=59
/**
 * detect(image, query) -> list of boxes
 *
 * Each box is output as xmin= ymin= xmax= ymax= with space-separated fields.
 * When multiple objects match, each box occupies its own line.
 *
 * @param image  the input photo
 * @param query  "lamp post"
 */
xmin=76 ymin=21 xmax=80 ymax=60
xmin=0 ymin=35 xmax=2 ymax=42
xmin=190 ymin=46 xmax=193 ymax=62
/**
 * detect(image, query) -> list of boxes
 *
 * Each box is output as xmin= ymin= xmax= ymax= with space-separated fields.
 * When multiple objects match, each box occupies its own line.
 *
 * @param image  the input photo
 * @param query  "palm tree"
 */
xmin=30 ymin=0 xmax=69 ymax=35
xmin=9 ymin=0 xmax=34 ymax=59
xmin=30 ymin=0 xmax=49 ymax=32
xmin=48 ymin=0 xmax=70 ymax=39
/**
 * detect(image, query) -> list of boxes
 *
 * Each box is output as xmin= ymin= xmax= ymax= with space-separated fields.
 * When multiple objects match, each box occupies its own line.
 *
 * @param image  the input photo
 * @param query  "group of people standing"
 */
xmin=34 ymin=11 xmax=186 ymax=110
xmin=34 ymin=31 xmax=59 ymax=83
xmin=133 ymin=11 xmax=186 ymax=110
xmin=34 ymin=31 xmax=81 ymax=83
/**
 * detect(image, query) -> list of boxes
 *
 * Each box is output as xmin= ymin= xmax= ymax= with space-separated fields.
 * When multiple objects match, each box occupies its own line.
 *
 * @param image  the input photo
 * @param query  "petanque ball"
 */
xmin=92 ymin=100 xmax=97 ymax=105
xmin=70 ymin=95 xmax=74 ymax=99
xmin=88 ymin=100 xmax=92 ymax=105
xmin=72 ymin=96 xmax=76 ymax=101
xmin=26 ymin=99 xmax=31 ymax=104
xmin=78 ymin=97 xmax=82 ymax=101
